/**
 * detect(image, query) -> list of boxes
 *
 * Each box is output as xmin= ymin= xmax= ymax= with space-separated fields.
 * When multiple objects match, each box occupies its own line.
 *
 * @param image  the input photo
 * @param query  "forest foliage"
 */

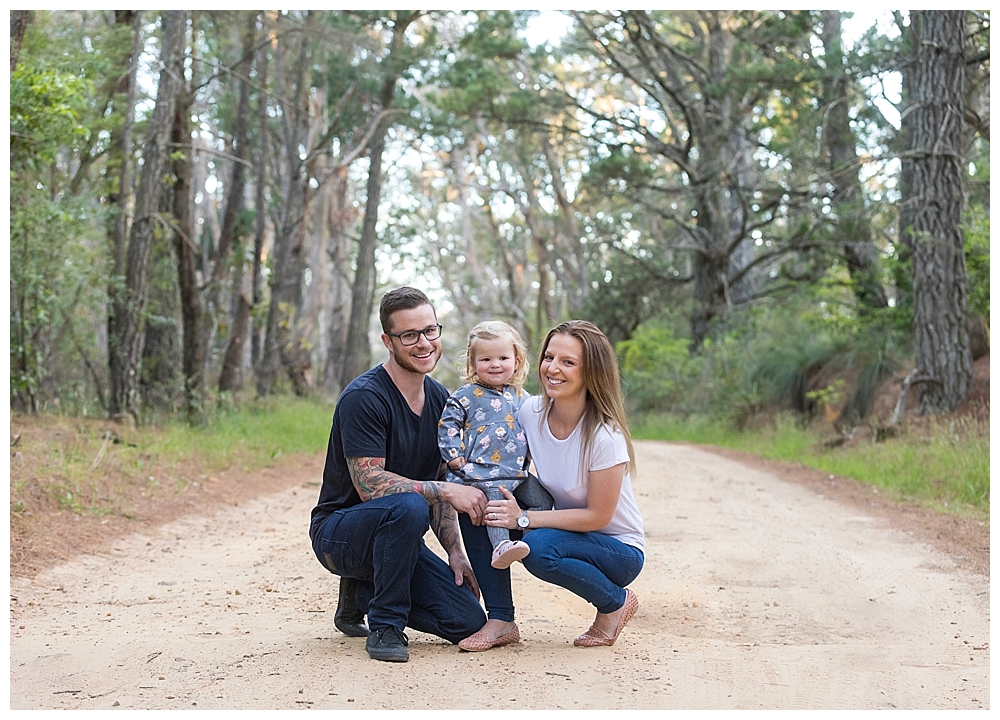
xmin=8 ymin=9 xmax=990 ymax=430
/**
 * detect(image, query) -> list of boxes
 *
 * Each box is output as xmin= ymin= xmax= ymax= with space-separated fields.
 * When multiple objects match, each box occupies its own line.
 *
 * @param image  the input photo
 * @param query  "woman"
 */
xmin=481 ymin=320 xmax=644 ymax=648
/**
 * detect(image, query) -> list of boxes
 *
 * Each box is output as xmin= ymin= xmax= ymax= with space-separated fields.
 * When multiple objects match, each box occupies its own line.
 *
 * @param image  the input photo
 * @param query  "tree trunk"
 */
xmin=687 ymin=168 xmax=731 ymax=353
xmin=687 ymin=13 xmax=741 ymax=352
xmin=821 ymin=10 xmax=888 ymax=313
xmin=904 ymin=11 xmax=972 ymax=413
xmin=171 ymin=86 xmax=206 ymax=420
xmin=340 ymin=12 xmax=417 ymax=387
xmin=340 ymin=112 xmax=389 ymax=385
xmin=688 ymin=189 xmax=728 ymax=352
xmin=108 ymin=10 xmax=187 ymax=421
xmin=250 ymin=16 xmax=270 ymax=373
xmin=323 ymin=168 xmax=355 ymax=395
xmin=894 ymin=11 xmax=917 ymax=314
xmin=215 ymin=12 xmax=257 ymax=394
xmin=105 ymin=10 xmax=141 ymax=418
xmin=140 ymin=187 xmax=182 ymax=413
xmin=258 ymin=12 xmax=311 ymax=397
xmin=219 ymin=293 xmax=252 ymax=394
xmin=10 ymin=10 xmax=32 ymax=73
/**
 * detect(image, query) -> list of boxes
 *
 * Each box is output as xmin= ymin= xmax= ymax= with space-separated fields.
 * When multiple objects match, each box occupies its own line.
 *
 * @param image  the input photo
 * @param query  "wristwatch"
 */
xmin=517 ymin=510 xmax=530 ymax=529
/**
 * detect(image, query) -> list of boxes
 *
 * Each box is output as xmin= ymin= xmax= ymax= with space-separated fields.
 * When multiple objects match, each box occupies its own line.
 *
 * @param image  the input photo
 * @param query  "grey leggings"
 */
xmin=472 ymin=481 xmax=520 ymax=549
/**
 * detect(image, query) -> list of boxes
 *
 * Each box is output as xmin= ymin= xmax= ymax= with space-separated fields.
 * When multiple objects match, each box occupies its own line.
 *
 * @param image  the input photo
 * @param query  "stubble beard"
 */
xmin=390 ymin=343 xmax=442 ymax=376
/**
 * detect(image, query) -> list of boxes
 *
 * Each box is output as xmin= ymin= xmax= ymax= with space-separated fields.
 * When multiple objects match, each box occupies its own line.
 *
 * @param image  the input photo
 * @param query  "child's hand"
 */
xmin=448 ymin=458 xmax=465 ymax=472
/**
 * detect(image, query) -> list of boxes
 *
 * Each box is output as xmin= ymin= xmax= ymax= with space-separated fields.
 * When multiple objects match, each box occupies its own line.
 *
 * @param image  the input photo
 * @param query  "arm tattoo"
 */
xmin=347 ymin=456 xmax=442 ymax=505
xmin=429 ymin=500 xmax=462 ymax=555
xmin=347 ymin=457 xmax=462 ymax=554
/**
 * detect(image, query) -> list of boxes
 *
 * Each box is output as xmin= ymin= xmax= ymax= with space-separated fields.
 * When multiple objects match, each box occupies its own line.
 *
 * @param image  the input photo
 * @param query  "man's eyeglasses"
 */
xmin=386 ymin=324 xmax=443 ymax=346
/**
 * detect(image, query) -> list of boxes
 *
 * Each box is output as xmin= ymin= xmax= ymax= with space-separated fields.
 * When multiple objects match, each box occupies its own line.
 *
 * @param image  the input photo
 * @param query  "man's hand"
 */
xmin=439 ymin=483 xmax=487 ymax=525
xmin=449 ymin=551 xmax=480 ymax=600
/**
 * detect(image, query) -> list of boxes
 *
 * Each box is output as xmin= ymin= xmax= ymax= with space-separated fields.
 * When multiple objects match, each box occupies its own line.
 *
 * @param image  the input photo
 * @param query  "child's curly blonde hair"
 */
xmin=462 ymin=320 xmax=530 ymax=388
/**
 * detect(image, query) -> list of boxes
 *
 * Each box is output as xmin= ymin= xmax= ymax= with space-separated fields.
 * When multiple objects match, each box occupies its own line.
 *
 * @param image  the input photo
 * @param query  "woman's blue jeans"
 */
xmin=522 ymin=528 xmax=644 ymax=614
xmin=460 ymin=519 xmax=644 ymax=620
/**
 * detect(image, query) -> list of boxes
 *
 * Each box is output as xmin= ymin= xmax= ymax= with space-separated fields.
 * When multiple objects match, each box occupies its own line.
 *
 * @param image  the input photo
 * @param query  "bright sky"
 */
xmin=523 ymin=9 xmax=575 ymax=48
xmin=842 ymin=10 xmax=904 ymax=128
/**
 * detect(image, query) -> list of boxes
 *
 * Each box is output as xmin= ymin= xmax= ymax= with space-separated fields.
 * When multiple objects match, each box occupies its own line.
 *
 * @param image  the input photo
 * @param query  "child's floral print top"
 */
xmin=438 ymin=383 xmax=530 ymax=483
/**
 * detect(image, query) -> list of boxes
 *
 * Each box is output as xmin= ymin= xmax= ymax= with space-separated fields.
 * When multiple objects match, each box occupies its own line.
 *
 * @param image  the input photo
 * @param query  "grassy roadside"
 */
xmin=11 ymin=399 xmax=988 ymax=523
xmin=10 ymin=398 xmax=333 ymax=522
xmin=631 ymin=412 xmax=990 ymax=519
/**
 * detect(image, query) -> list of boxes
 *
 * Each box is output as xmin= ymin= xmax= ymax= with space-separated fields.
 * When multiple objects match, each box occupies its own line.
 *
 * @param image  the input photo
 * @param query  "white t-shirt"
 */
xmin=518 ymin=396 xmax=645 ymax=552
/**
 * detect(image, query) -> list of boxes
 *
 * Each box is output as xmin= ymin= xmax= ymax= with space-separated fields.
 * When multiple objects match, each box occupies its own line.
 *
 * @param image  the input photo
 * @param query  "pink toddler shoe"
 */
xmin=491 ymin=539 xmax=530 ymax=569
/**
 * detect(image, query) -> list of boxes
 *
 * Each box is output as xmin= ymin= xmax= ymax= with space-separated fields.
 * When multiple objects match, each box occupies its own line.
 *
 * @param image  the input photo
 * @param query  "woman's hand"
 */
xmin=484 ymin=486 xmax=521 ymax=529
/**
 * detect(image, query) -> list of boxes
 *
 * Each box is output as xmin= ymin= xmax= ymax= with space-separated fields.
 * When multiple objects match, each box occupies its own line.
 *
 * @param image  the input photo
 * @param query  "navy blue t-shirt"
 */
xmin=309 ymin=365 xmax=449 ymax=538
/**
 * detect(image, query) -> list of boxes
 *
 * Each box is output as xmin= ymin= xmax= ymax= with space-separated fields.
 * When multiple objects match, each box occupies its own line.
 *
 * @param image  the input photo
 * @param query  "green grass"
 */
xmin=148 ymin=397 xmax=333 ymax=472
xmin=631 ymin=412 xmax=990 ymax=517
xmin=10 ymin=397 xmax=335 ymax=522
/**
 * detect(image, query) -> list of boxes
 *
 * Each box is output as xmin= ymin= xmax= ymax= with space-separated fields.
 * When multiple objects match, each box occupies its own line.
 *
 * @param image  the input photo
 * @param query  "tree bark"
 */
xmin=820 ymin=10 xmax=888 ymax=313
xmin=258 ymin=12 xmax=311 ymax=397
xmin=904 ymin=11 xmax=972 ymax=413
xmin=339 ymin=107 xmax=389 ymax=384
xmin=171 ymin=85 xmax=206 ymax=420
xmin=893 ymin=11 xmax=917 ymax=314
xmin=215 ymin=12 xmax=257 ymax=394
xmin=322 ymin=167 xmax=355 ymax=395
xmin=340 ymin=12 xmax=417 ymax=387
xmin=10 ymin=10 xmax=32 ymax=74
xmin=250 ymin=15 xmax=270 ymax=373
xmin=140 ymin=187 xmax=183 ymax=412
xmin=108 ymin=10 xmax=187 ymax=421
xmin=219 ymin=293 xmax=252 ymax=394
xmin=105 ymin=10 xmax=142 ymax=418
xmin=688 ymin=13 xmax=738 ymax=352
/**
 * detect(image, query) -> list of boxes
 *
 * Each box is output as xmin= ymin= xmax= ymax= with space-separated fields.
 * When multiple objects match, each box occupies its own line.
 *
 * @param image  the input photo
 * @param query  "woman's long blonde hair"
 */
xmin=537 ymin=320 xmax=635 ymax=478
xmin=463 ymin=320 xmax=530 ymax=388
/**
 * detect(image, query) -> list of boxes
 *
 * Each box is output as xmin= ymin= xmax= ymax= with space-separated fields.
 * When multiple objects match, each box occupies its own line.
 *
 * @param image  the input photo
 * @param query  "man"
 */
xmin=309 ymin=287 xmax=488 ymax=662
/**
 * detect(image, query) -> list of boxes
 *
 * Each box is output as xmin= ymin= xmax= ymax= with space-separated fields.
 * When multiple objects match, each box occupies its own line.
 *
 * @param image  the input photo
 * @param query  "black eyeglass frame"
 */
xmin=385 ymin=323 xmax=443 ymax=346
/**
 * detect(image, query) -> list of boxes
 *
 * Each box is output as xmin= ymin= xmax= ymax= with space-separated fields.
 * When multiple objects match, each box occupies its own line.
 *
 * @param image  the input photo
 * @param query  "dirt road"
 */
xmin=9 ymin=441 xmax=989 ymax=710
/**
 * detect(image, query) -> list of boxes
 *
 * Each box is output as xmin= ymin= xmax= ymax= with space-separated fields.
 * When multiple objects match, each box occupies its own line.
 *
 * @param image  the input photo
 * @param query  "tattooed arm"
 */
xmin=428 ymin=495 xmax=481 ymax=598
xmin=427 ymin=498 xmax=461 ymax=554
xmin=347 ymin=456 xmax=482 ymax=596
xmin=346 ymin=456 xmax=487 ymax=524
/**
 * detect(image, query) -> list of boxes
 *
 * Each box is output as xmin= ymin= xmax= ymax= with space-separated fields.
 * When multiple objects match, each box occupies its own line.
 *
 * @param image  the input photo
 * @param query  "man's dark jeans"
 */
xmin=311 ymin=493 xmax=485 ymax=643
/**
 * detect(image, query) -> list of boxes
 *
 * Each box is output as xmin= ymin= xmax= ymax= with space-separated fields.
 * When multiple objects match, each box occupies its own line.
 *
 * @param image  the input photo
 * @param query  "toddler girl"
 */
xmin=439 ymin=321 xmax=532 ymax=569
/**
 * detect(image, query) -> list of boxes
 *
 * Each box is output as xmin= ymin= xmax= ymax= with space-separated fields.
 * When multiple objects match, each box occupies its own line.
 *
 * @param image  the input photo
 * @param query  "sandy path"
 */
xmin=9 ymin=441 xmax=989 ymax=710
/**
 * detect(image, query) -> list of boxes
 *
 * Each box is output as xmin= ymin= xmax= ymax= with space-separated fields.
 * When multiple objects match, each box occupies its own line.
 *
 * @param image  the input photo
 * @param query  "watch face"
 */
xmin=518 ymin=515 xmax=529 ymax=528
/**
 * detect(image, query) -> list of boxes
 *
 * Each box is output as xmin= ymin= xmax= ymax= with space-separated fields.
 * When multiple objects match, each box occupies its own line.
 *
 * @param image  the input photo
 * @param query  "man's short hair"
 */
xmin=379 ymin=287 xmax=435 ymax=333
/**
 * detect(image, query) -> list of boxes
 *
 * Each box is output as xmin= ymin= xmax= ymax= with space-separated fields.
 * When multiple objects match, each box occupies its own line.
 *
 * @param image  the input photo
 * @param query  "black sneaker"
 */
xmin=365 ymin=625 xmax=409 ymax=662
